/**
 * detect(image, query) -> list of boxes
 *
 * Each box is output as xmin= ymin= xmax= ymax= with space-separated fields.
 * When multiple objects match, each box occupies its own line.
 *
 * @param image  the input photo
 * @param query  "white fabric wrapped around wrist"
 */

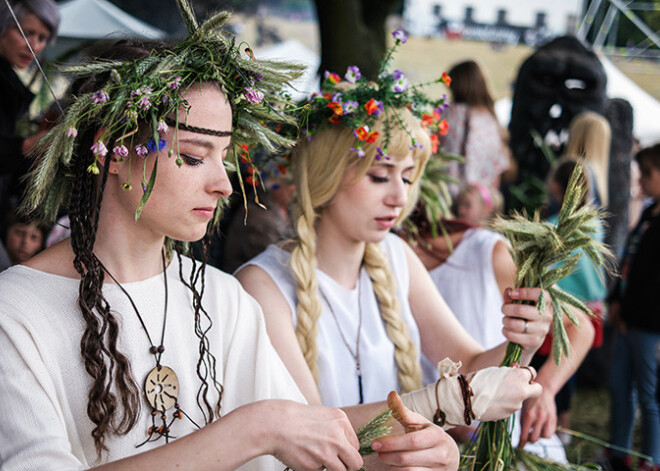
xmin=400 ymin=358 xmax=511 ymax=430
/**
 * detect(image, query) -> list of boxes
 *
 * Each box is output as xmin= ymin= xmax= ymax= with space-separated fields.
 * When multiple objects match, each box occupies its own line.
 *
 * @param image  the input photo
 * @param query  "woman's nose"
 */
xmin=386 ymin=179 xmax=407 ymax=207
xmin=208 ymin=162 xmax=233 ymax=198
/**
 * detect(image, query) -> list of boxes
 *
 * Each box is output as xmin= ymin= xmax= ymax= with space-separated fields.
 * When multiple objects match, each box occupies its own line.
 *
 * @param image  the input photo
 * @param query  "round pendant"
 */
xmin=144 ymin=365 xmax=179 ymax=412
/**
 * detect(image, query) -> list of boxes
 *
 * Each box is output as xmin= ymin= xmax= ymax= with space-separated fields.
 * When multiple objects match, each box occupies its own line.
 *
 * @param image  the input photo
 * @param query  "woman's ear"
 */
xmin=92 ymin=128 xmax=122 ymax=175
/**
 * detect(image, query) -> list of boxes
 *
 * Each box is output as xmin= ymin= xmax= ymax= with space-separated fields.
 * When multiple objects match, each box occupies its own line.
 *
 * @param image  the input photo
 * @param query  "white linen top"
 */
xmin=0 ymin=256 xmax=304 ymax=471
xmin=429 ymin=228 xmax=507 ymax=349
xmin=241 ymin=233 xmax=435 ymax=407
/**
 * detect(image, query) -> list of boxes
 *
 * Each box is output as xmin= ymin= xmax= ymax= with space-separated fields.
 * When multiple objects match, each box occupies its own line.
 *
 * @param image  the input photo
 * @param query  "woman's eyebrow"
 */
xmin=177 ymin=136 xmax=216 ymax=149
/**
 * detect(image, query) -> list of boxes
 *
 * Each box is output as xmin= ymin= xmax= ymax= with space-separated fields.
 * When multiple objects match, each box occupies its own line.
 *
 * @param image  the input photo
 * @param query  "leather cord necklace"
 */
xmin=96 ymin=250 xmax=195 ymax=446
xmin=319 ymin=276 xmax=364 ymax=404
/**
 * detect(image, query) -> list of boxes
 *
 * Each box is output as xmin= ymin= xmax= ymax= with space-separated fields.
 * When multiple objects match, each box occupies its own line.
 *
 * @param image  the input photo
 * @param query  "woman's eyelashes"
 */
xmin=367 ymin=173 xmax=413 ymax=185
xmin=180 ymin=153 xmax=203 ymax=166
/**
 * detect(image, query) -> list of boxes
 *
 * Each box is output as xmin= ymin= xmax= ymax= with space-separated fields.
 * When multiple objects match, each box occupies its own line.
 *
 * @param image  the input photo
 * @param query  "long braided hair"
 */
xmin=62 ymin=39 xmax=223 ymax=456
xmin=290 ymin=109 xmax=430 ymax=393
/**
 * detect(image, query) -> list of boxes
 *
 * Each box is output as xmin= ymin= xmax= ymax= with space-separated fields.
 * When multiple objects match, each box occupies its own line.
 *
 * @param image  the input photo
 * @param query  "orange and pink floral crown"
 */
xmin=299 ymin=29 xmax=452 ymax=160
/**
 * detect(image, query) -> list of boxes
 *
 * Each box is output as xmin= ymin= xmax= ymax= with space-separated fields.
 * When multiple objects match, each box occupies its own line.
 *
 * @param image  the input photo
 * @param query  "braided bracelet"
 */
xmin=457 ymin=374 xmax=475 ymax=425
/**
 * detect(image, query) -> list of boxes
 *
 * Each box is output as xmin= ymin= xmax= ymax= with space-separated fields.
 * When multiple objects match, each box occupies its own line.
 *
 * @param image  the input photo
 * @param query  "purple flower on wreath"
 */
xmin=343 ymin=100 xmax=359 ymax=114
xmin=435 ymin=100 xmax=450 ymax=114
xmin=392 ymin=29 xmax=408 ymax=44
xmin=301 ymin=128 xmax=313 ymax=142
xmin=91 ymin=141 xmax=108 ymax=157
xmin=110 ymin=69 xmax=121 ymax=83
xmin=345 ymin=66 xmax=361 ymax=84
xmin=137 ymin=96 xmax=152 ymax=111
xmin=91 ymin=90 xmax=110 ymax=105
xmin=350 ymin=146 xmax=366 ymax=158
xmin=392 ymin=70 xmax=408 ymax=93
xmin=169 ymin=76 xmax=182 ymax=90
xmin=157 ymin=120 xmax=169 ymax=134
xmin=371 ymin=100 xmax=384 ymax=117
xmin=409 ymin=140 xmax=424 ymax=151
xmin=67 ymin=127 xmax=78 ymax=139
xmin=147 ymin=138 xmax=167 ymax=154
xmin=141 ymin=181 xmax=147 ymax=194
xmin=244 ymin=87 xmax=264 ymax=104
xmin=375 ymin=147 xmax=389 ymax=161
xmin=113 ymin=145 xmax=129 ymax=158
xmin=331 ymin=92 xmax=343 ymax=103
xmin=135 ymin=144 xmax=149 ymax=158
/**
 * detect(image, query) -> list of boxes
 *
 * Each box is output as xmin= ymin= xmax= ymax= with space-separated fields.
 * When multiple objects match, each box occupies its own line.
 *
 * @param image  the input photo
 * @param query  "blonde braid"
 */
xmin=363 ymin=243 xmax=422 ymax=393
xmin=289 ymin=165 xmax=324 ymax=382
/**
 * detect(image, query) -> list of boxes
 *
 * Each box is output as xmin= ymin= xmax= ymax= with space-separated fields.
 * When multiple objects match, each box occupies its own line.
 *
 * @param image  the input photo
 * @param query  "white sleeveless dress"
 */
xmin=240 ymin=233 xmax=436 ymax=407
xmin=429 ymin=228 xmax=506 ymax=349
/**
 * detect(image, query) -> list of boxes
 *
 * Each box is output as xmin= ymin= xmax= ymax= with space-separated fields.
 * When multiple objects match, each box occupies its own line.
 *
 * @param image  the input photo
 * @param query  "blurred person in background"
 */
xmin=0 ymin=0 xmax=59 ymax=233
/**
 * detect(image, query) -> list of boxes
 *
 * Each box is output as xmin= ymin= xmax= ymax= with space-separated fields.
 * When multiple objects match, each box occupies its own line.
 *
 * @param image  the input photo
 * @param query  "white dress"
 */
xmin=241 ymin=233 xmax=435 ymax=407
xmin=429 ymin=228 xmax=507 ymax=349
xmin=0 ymin=256 xmax=305 ymax=471
xmin=429 ymin=228 xmax=567 ymax=462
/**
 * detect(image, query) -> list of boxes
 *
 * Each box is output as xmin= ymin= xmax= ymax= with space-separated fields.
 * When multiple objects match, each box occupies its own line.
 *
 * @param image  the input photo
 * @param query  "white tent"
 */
xmin=495 ymin=57 xmax=660 ymax=147
xmin=45 ymin=0 xmax=168 ymax=61
xmin=57 ymin=0 xmax=166 ymax=40
xmin=255 ymin=39 xmax=320 ymax=101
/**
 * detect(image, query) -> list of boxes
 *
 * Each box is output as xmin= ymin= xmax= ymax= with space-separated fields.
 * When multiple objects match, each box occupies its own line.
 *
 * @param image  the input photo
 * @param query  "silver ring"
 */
xmin=523 ymin=319 xmax=528 ymax=334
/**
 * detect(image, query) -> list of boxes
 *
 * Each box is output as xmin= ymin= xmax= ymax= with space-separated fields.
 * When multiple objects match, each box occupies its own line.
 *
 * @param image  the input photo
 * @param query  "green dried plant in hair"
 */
xmin=23 ymin=0 xmax=305 ymax=225
xmin=460 ymin=163 xmax=612 ymax=471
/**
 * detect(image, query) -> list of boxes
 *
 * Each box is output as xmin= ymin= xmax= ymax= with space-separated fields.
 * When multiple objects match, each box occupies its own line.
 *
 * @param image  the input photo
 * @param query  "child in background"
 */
xmin=3 ymin=210 xmax=48 ymax=266
xmin=455 ymin=182 xmax=502 ymax=226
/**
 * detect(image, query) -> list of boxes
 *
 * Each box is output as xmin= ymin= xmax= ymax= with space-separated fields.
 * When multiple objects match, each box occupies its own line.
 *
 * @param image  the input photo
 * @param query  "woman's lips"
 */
xmin=193 ymin=207 xmax=215 ymax=219
xmin=375 ymin=216 xmax=396 ymax=229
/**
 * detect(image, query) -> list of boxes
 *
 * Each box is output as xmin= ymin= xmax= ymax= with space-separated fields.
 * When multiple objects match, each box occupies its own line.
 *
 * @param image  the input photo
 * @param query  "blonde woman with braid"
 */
xmin=236 ymin=33 xmax=554 ymax=453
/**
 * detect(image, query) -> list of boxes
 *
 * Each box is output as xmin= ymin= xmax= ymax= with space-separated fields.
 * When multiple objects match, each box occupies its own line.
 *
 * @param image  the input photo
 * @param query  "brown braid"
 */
xmin=174 ymin=239 xmax=224 ymax=422
xmin=69 ymin=127 xmax=140 ymax=456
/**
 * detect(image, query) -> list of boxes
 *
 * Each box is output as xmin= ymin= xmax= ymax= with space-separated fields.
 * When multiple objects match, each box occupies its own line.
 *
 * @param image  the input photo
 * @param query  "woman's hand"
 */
xmin=518 ymin=386 xmax=557 ymax=447
xmin=501 ymin=287 xmax=553 ymax=355
xmin=371 ymin=392 xmax=459 ymax=470
xmin=259 ymin=400 xmax=363 ymax=471
xmin=476 ymin=365 xmax=541 ymax=421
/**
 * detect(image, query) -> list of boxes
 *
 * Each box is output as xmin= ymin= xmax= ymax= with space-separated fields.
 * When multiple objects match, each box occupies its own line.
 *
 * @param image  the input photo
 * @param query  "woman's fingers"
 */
xmin=370 ymin=392 xmax=460 ymax=470
xmin=502 ymin=287 xmax=553 ymax=350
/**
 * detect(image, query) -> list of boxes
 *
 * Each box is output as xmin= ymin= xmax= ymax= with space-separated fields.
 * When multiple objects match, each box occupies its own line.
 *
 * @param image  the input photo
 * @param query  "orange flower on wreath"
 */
xmin=438 ymin=119 xmax=449 ymax=136
xmin=441 ymin=72 xmax=452 ymax=86
xmin=366 ymin=131 xmax=380 ymax=143
xmin=421 ymin=111 xmax=441 ymax=128
xmin=430 ymin=134 xmax=440 ymax=154
xmin=354 ymin=126 xmax=369 ymax=141
xmin=365 ymin=98 xmax=380 ymax=115
xmin=328 ymin=101 xmax=343 ymax=115
xmin=325 ymin=72 xmax=341 ymax=84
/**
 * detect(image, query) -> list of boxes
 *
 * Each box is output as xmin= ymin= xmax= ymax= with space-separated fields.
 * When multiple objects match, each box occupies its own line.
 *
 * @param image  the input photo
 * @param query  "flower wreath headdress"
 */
xmin=24 ymin=0 xmax=305 ymax=224
xmin=299 ymin=29 xmax=452 ymax=161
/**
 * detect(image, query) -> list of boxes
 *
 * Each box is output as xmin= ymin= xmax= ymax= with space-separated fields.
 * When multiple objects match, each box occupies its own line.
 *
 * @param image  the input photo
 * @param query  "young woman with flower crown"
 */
xmin=235 ymin=30 xmax=554 ymax=454
xmin=0 ymin=5 xmax=385 ymax=470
